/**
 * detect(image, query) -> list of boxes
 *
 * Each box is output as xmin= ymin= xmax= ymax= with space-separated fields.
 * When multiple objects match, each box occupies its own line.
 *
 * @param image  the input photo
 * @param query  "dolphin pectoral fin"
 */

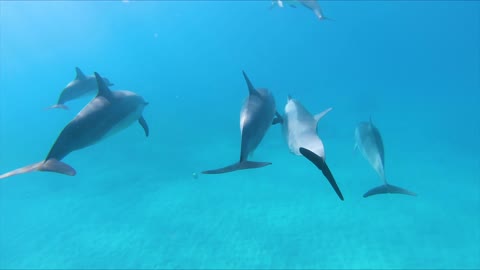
xmin=138 ymin=116 xmax=149 ymax=137
xmin=299 ymin=147 xmax=344 ymax=201
xmin=272 ymin=112 xmax=284 ymax=125
xmin=39 ymin=159 xmax=76 ymax=176
xmin=0 ymin=159 xmax=75 ymax=180
xmin=314 ymin=107 xmax=333 ymax=123
xmin=201 ymin=161 xmax=272 ymax=174
xmin=363 ymin=184 xmax=417 ymax=198
xmin=46 ymin=104 xmax=69 ymax=110
xmin=272 ymin=118 xmax=283 ymax=125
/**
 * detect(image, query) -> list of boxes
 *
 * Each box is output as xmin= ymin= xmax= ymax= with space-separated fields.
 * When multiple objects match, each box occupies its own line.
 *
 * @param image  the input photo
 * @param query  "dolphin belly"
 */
xmin=101 ymin=106 xmax=146 ymax=141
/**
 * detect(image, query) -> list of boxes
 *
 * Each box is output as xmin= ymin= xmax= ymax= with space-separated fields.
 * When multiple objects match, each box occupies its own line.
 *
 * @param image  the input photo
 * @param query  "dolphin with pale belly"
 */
xmin=0 ymin=72 xmax=149 ymax=180
xmin=354 ymin=119 xmax=416 ymax=198
xmin=277 ymin=96 xmax=344 ymax=200
xmin=48 ymin=67 xmax=114 ymax=110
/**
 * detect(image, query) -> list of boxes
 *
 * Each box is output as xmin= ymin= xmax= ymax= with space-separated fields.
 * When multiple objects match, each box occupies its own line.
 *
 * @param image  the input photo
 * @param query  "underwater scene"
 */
xmin=0 ymin=1 xmax=479 ymax=269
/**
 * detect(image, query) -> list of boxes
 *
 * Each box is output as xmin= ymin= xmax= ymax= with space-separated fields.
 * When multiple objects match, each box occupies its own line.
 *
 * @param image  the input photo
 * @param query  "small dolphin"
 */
xmin=354 ymin=119 xmax=416 ymax=198
xmin=48 ymin=67 xmax=114 ymax=110
xmin=276 ymin=96 xmax=343 ymax=200
xmin=271 ymin=0 xmax=328 ymax=20
xmin=0 ymin=72 xmax=149 ymax=180
xmin=202 ymin=71 xmax=279 ymax=174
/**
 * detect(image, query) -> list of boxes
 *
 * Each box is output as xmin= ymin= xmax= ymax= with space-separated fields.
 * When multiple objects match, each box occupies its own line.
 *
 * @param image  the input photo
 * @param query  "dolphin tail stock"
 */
xmin=363 ymin=184 xmax=417 ymax=198
xmin=46 ymin=104 xmax=69 ymax=110
xmin=201 ymin=161 xmax=272 ymax=174
xmin=0 ymin=159 xmax=76 ymax=180
xmin=299 ymin=147 xmax=344 ymax=201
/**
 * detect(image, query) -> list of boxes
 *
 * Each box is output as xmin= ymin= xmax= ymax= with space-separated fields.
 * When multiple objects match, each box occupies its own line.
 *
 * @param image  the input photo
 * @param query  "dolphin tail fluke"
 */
xmin=299 ymin=147 xmax=344 ymax=201
xmin=0 ymin=159 xmax=76 ymax=180
xmin=46 ymin=104 xmax=69 ymax=110
xmin=201 ymin=161 xmax=271 ymax=174
xmin=39 ymin=159 xmax=76 ymax=176
xmin=363 ymin=184 xmax=417 ymax=198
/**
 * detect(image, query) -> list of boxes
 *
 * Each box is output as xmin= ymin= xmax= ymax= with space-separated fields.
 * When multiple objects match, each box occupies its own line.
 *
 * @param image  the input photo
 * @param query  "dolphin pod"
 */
xmin=0 ymin=68 xmax=417 ymax=200
xmin=0 ymin=72 xmax=149 ymax=180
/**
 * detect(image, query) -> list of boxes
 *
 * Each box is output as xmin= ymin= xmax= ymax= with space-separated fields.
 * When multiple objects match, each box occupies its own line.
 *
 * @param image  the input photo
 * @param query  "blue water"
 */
xmin=1 ymin=1 xmax=479 ymax=269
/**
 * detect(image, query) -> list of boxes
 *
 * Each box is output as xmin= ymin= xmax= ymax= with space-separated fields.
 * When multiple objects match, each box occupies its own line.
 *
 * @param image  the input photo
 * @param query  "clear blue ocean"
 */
xmin=0 ymin=1 xmax=479 ymax=269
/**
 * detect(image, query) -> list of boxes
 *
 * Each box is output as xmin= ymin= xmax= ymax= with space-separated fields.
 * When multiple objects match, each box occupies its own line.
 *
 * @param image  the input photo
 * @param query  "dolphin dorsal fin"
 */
xmin=94 ymin=72 xmax=112 ymax=98
xmin=75 ymin=67 xmax=87 ymax=80
xmin=314 ymin=107 xmax=333 ymax=123
xmin=242 ymin=71 xmax=260 ymax=96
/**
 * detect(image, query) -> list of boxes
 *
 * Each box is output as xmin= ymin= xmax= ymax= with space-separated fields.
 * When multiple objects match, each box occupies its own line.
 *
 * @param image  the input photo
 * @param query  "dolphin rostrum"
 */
xmin=48 ymin=67 xmax=114 ymax=110
xmin=277 ymin=96 xmax=344 ymax=200
xmin=0 ymin=72 xmax=149 ymax=180
xmin=202 ymin=71 xmax=280 ymax=174
xmin=354 ymin=119 xmax=416 ymax=198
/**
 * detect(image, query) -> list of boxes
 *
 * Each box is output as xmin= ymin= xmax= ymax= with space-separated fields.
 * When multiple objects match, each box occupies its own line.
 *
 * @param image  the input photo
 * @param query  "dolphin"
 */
xmin=270 ymin=0 xmax=328 ymax=20
xmin=298 ymin=0 xmax=327 ymax=20
xmin=276 ymin=96 xmax=343 ymax=200
xmin=0 ymin=72 xmax=149 ymax=180
xmin=354 ymin=119 xmax=416 ymax=198
xmin=202 ymin=71 xmax=279 ymax=174
xmin=48 ymin=67 xmax=114 ymax=110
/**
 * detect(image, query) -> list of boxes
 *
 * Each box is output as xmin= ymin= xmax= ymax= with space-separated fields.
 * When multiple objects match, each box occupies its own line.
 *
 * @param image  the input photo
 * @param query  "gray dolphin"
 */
xmin=0 ymin=72 xmax=149 ymax=180
xmin=270 ymin=0 xmax=328 ymax=20
xmin=276 ymin=96 xmax=343 ymax=200
xmin=202 ymin=71 xmax=279 ymax=174
xmin=354 ymin=119 xmax=416 ymax=198
xmin=48 ymin=67 xmax=114 ymax=110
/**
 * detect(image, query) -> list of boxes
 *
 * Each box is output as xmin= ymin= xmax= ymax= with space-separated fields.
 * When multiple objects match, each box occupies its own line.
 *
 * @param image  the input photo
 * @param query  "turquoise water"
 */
xmin=1 ymin=1 xmax=479 ymax=269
